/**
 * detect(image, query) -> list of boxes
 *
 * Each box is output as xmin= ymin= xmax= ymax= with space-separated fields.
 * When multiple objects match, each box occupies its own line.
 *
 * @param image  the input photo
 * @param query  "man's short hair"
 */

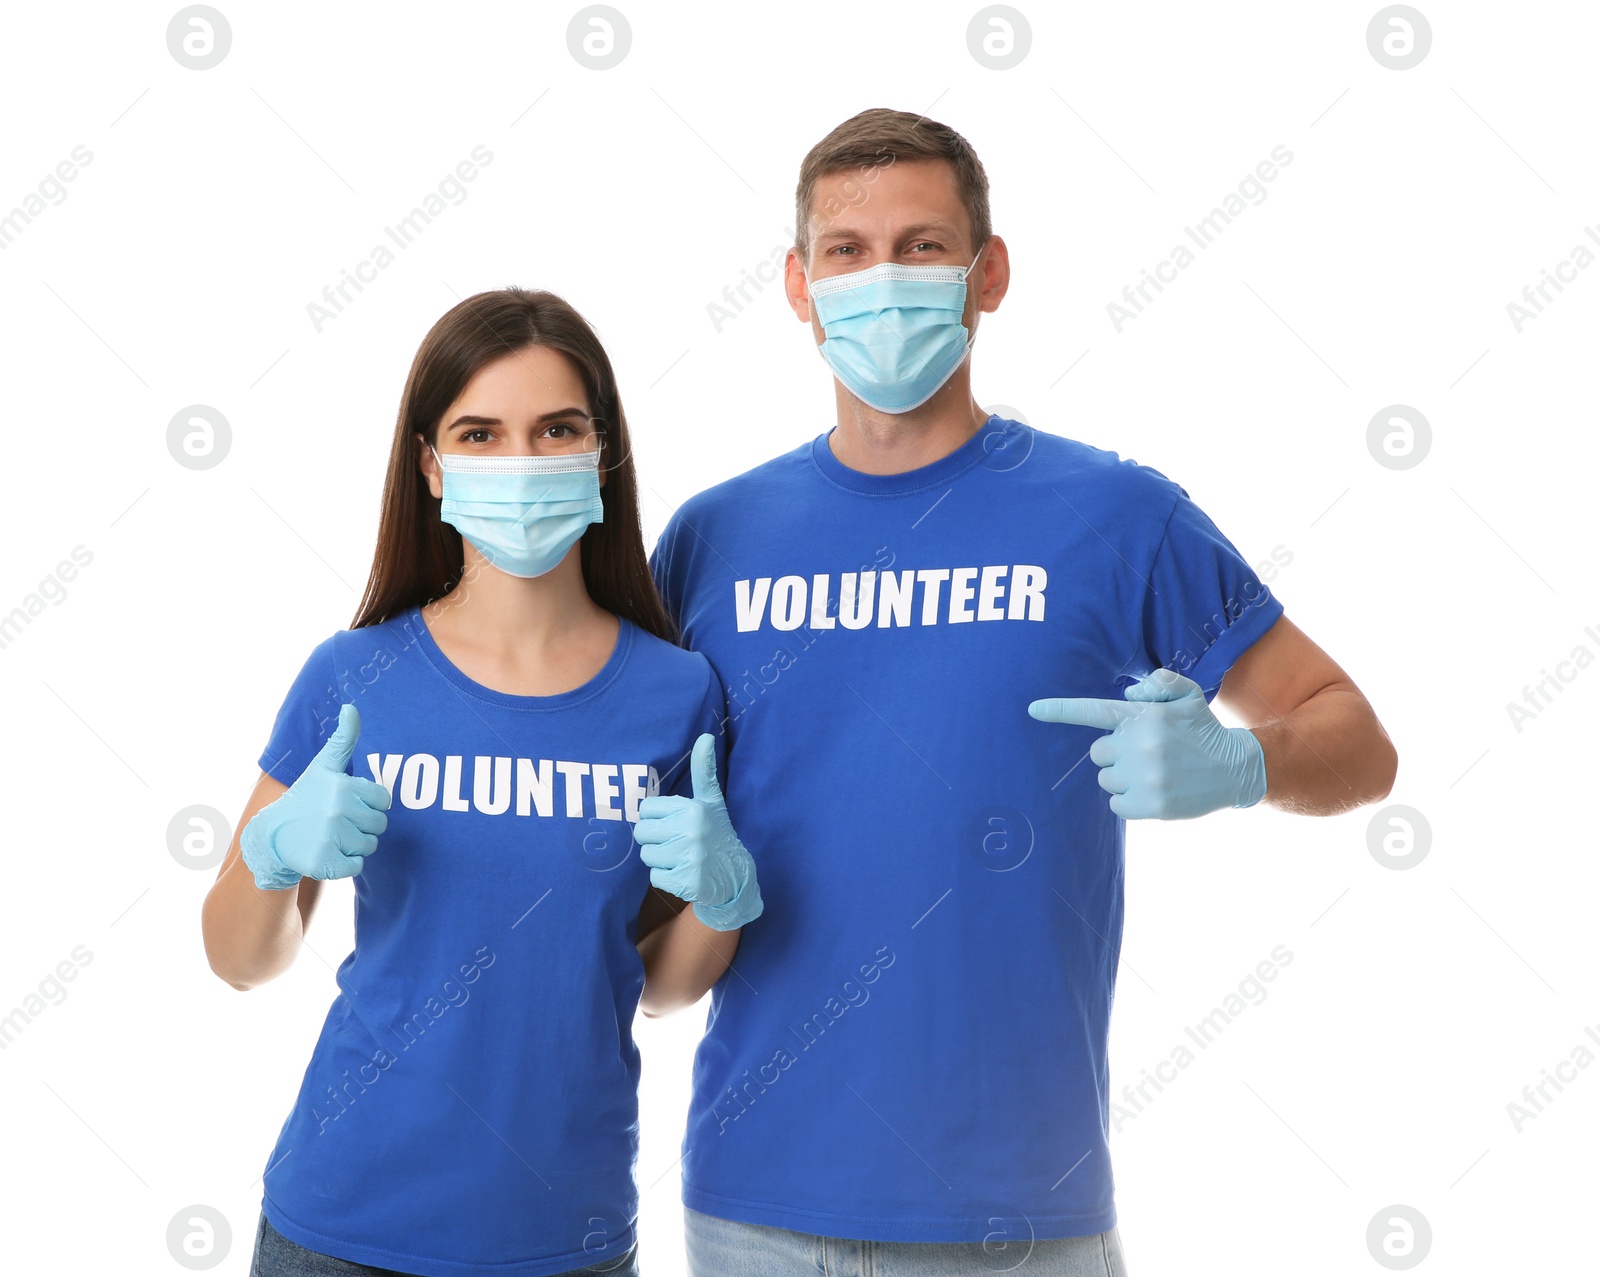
xmin=794 ymin=108 xmax=992 ymax=266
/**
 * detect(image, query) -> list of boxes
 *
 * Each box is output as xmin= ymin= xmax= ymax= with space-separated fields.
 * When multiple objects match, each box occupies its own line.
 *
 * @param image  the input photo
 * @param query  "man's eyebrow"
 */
xmin=446 ymin=408 xmax=590 ymax=429
xmin=814 ymin=221 xmax=960 ymax=244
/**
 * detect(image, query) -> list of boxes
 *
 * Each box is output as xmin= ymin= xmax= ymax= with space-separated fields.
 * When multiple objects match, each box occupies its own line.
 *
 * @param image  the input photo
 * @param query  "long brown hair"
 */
xmin=350 ymin=288 xmax=676 ymax=642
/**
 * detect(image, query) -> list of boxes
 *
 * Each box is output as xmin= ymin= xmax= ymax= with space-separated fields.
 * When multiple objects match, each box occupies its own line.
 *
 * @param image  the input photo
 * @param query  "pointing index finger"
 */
xmin=1027 ymin=697 xmax=1142 ymax=730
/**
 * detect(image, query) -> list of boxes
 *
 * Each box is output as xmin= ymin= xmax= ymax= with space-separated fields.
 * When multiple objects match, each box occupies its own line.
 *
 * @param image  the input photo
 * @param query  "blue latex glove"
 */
xmin=1028 ymin=669 xmax=1267 ymax=820
xmin=240 ymin=704 xmax=392 ymax=889
xmin=634 ymin=733 xmax=762 ymax=930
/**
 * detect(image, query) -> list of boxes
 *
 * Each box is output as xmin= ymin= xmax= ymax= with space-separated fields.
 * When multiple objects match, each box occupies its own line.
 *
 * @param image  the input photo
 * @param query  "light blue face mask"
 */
xmin=806 ymin=247 xmax=984 ymax=414
xmin=430 ymin=445 xmax=603 ymax=579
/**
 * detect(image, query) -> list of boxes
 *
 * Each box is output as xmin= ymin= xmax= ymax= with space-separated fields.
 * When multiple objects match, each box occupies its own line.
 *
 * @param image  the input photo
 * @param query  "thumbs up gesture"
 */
xmin=240 ymin=704 xmax=393 ymax=890
xmin=634 ymin=733 xmax=762 ymax=931
xmin=1028 ymin=669 xmax=1267 ymax=820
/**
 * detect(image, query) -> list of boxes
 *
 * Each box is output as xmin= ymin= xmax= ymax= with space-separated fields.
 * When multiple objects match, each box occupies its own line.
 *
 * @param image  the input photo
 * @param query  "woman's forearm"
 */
xmin=200 ymin=773 xmax=316 ymax=990
xmin=638 ymin=902 xmax=741 ymax=1016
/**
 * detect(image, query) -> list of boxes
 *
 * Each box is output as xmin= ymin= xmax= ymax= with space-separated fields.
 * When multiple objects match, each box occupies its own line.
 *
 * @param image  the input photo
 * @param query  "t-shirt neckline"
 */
xmin=405 ymin=605 xmax=634 ymax=711
xmin=809 ymin=414 xmax=1019 ymax=495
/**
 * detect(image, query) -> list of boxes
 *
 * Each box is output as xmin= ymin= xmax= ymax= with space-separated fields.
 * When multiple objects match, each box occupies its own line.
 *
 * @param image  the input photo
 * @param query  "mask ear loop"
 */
xmin=945 ymin=244 xmax=987 ymax=396
xmin=427 ymin=443 xmax=446 ymax=495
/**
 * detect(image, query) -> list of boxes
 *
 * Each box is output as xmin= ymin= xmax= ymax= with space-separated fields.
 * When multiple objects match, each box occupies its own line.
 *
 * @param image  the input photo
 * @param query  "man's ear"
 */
xmin=971 ymin=235 xmax=1010 ymax=317
xmin=783 ymin=247 xmax=818 ymax=334
xmin=417 ymin=433 xmax=442 ymax=500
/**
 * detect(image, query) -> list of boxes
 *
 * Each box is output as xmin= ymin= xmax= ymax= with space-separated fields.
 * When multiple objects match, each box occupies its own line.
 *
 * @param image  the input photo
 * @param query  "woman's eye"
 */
xmin=463 ymin=428 xmax=490 ymax=443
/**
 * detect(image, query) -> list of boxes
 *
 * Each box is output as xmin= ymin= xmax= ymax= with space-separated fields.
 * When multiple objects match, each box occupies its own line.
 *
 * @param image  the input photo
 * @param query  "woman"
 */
xmin=200 ymin=289 xmax=762 ymax=1277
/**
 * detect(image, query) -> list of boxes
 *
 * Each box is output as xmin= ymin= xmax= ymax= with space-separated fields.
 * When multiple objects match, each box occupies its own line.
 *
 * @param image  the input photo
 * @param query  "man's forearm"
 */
xmin=1250 ymin=683 xmax=1397 ymax=816
xmin=638 ymin=901 xmax=741 ymax=1016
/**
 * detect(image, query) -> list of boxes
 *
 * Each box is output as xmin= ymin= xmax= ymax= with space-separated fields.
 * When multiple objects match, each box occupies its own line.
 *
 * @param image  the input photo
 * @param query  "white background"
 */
xmin=0 ymin=1 xmax=1594 ymax=1273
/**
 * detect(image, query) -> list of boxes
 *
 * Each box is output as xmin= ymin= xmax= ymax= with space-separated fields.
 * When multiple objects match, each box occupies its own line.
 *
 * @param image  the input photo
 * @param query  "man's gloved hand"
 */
xmin=1028 ymin=669 xmax=1267 ymax=820
xmin=240 ymin=703 xmax=392 ymax=890
xmin=634 ymin=733 xmax=763 ymax=930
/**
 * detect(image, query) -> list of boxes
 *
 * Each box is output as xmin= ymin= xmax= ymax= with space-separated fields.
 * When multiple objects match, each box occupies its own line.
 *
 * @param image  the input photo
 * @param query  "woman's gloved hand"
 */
xmin=634 ymin=733 xmax=763 ymax=930
xmin=240 ymin=703 xmax=392 ymax=890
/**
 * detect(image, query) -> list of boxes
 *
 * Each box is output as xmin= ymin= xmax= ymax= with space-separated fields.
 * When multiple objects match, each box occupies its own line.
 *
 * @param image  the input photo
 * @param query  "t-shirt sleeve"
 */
xmin=662 ymin=660 xmax=729 ymax=801
xmin=648 ymin=513 xmax=682 ymax=631
xmin=1137 ymin=486 xmax=1284 ymax=702
xmin=257 ymin=634 xmax=347 ymax=784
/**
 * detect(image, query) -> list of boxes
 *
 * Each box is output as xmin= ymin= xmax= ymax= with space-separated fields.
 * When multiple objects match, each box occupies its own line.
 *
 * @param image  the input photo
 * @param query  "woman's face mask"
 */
xmin=430 ymin=445 xmax=604 ymax=578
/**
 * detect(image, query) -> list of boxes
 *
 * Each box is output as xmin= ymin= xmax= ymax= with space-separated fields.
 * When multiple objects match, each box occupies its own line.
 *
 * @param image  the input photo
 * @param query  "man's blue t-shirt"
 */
xmin=252 ymin=606 xmax=723 ymax=1277
xmin=649 ymin=418 xmax=1284 ymax=1243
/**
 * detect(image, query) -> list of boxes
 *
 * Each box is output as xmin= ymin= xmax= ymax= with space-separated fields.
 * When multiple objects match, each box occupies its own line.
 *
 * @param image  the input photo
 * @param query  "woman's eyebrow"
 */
xmin=446 ymin=408 xmax=589 ymax=429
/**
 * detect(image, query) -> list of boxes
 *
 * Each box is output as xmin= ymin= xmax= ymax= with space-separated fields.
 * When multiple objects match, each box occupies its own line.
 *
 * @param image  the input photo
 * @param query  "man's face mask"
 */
xmin=806 ymin=246 xmax=985 ymax=414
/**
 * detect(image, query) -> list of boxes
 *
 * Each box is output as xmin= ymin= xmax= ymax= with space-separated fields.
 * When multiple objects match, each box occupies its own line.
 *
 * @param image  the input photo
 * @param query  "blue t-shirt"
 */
xmin=649 ymin=418 xmax=1284 ymax=1243
xmin=253 ymin=606 xmax=724 ymax=1277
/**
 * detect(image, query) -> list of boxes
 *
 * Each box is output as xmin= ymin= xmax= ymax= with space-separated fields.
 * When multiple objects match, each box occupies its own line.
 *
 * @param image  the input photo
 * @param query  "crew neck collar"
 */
xmin=405 ymin=606 xmax=634 ymax=711
xmin=809 ymin=415 xmax=1022 ymax=495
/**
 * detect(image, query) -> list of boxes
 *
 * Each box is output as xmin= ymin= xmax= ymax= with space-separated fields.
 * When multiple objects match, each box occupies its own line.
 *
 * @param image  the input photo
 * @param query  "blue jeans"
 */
xmin=249 ymin=1212 xmax=640 ymax=1277
xmin=684 ymin=1207 xmax=1128 ymax=1276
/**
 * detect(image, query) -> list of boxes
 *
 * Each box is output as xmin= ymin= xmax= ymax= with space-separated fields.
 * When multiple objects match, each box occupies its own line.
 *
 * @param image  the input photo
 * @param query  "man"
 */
xmin=649 ymin=108 xmax=1397 ymax=1277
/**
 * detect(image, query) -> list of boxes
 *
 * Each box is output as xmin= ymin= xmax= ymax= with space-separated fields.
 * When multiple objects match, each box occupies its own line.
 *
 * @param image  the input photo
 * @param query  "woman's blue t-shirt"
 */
xmin=251 ymin=606 xmax=723 ymax=1277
